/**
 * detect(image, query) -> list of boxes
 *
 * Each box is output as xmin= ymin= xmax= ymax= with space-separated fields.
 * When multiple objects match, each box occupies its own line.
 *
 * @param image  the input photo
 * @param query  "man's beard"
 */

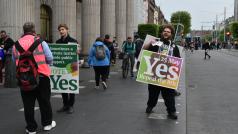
xmin=161 ymin=36 xmax=172 ymax=45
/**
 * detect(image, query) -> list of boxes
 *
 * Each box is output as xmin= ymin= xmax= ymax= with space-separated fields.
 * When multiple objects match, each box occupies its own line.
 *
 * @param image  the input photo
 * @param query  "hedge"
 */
xmin=138 ymin=24 xmax=160 ymax=39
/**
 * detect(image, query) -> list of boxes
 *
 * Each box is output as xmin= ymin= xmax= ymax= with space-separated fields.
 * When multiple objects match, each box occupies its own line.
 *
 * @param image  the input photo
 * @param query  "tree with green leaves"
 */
xmin=230 ymin=22 xmax=238 ymax=40
xmin=171 ymin=11 xmax=191 ymax=35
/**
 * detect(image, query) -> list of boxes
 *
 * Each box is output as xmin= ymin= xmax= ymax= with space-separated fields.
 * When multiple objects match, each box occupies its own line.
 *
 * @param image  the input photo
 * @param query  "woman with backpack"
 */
xmin=88 ymin=37 xmax=110 ymax=90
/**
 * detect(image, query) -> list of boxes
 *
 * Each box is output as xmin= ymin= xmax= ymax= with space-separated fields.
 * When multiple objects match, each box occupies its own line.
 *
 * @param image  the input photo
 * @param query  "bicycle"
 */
xmin=122 ymin=53 xmax=130 ymax=79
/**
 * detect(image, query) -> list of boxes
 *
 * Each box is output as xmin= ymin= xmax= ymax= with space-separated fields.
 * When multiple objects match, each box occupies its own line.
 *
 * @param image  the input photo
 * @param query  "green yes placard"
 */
xmin=49 ymin=43 xmax=79 ymax=94
xmin=136 ymin=50 xmax=183 ymax=90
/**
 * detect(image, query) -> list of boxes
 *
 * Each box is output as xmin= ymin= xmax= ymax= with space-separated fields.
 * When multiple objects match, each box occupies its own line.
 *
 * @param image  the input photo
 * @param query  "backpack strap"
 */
xmin=15 ymin=39 xmax=43 ymax=53
xmin=28 ymin=39 xmax=43 ymax=52
xmin=15 ymin=41 xmax=25 ymax=53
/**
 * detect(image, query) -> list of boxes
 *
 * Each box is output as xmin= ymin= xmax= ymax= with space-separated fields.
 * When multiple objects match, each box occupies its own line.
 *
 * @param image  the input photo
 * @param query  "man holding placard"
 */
xmin=55 ymin=24 xmax=78 ymax=114
xmin=138 ymin=25 xmax=181 ymax=120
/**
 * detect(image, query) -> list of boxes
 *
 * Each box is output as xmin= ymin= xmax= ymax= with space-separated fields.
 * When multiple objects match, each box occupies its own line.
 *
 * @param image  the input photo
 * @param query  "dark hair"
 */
xmin=0 ymin=30 xmax=6 ymax=34
xmin=162 ymin=24 xmax=175 ymax=36
xmin=134 ymin=34 xmax=139 ymax=39
xmin=105 ymin=34 xmax=110 ymax=39
xmin=95 ymin=37 xmax=104 ymax=42
xmin=58 ymin=24 xmax=69 ymax=31
xmin=23 ymin=22 xmax=35 ymax=33
xmin=127 ymin=36 xmax=132 ymax=39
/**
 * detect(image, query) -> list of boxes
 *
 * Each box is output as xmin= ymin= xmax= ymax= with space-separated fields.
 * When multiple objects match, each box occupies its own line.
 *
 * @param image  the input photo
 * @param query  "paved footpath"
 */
xmin=0 ymin=50 xmax=186 ymax=134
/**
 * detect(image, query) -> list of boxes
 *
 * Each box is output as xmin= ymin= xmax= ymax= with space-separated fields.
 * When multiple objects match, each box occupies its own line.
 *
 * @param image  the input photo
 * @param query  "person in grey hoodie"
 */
xmin=88 ymin=37 xmax=110 ymax=90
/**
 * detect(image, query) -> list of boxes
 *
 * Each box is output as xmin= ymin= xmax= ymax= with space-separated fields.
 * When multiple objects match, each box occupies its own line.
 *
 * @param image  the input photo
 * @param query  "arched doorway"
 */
xmin=40 ymin=5 xmax=52 ymax=42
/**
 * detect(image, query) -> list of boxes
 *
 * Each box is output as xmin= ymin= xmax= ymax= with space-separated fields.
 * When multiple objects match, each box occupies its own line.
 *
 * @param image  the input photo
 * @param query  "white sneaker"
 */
xmin=43 ymin=120 xmax=56 ymax=131
xmin=25 ymin=129 xmax=36 ymax=134
xmin=94 ymin=86 xmax=100 ymax=89
xmin=102 ymin=81 xmax=107 ymax=90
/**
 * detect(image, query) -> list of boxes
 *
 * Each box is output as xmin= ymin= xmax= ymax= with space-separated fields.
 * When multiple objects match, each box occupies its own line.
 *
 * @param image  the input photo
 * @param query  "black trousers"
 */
xmin=204 ymin=50 xmax=211 ymax=59
xmin=93 ymin=66 xmax=109 ymax=86
xmin=147 ymin=84 xmax=176 ymax=114
xmin=20 ymin=75 xmax=52 ymax=132
xmin=61 ymin=93 xmax=75 ymax=107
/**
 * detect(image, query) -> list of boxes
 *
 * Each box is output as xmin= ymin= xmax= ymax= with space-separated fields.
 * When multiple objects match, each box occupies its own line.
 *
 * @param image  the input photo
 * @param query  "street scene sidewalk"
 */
xmin=0 ymin=51 xmax=186 ymax=134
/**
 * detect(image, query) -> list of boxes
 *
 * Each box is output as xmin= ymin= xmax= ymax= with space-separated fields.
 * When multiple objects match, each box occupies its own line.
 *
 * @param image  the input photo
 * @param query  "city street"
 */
xmin=0 ymin=49 xmax=238 ymax=134
xmin=187 ymin=49 xmax=238 ymax=134
xmin=0 ymin=49 xmax=186 ymax=134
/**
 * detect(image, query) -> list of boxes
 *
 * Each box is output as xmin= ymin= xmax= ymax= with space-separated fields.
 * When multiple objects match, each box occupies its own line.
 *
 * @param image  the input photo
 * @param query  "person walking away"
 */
xmin=204 ymin=41 xmax=211 ymax=59
xmin=145 ymin=24 xmax=181 ymax=120
xmin=104 ymin=34 xmax=114 ymax=64
xmin=104 ymin=34 xmax=114 ymax=78
xmin=0 ymin=30 xmax=17 ymax=87
xmin=12 ymin=22 xmax=55 ymax=134
xmin=56 ymin=24 xmax=78 ymax=114
xmin=122 ymin=36 xmax=136 ymax=77
xmin=134 ymin=34 xmax=144 ymax=71
xmin=88 ymin=37 xmax=110 ymax=90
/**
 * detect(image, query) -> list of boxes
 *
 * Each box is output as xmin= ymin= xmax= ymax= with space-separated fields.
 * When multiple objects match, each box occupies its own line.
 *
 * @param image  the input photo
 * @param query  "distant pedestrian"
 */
xmin=122 ymin=36 xmax=136 ymax=77
xmin=0 ymin=30 xmax=17 ymax=87
xmin=134 ymin=34 xmax=144 ymax=71
xmin=204 ymin=41 xmax=211 ymax=59
xmin=12 ymin=22 xmax=55 ymax=134
xmin=56 ymin=24 xmax=78 ymax=114
xmin=0 ymin=45 xmax=4 ymax=85
xmin=88 ymin=37 xmax=110 ymax=90
xmin=104 ymin=34 xmax=114 ymax=78
xmin=112 ymin=39 xmax=119 ymax=64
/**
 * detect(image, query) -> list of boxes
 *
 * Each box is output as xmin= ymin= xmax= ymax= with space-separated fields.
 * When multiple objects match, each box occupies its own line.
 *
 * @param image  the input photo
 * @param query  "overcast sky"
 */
xmin=155 ymin=0 xmax=234 ymax=30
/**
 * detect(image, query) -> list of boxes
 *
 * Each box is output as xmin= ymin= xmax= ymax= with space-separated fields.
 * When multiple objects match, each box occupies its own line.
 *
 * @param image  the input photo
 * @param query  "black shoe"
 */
xmin=175 ymin=91 xmax=181 ymax=96
xmin=57 ymin=106 xmax=68 ymax=113
xmin=146 ymin=107 xmax=153 ymax=114
xmin=167 ymin=112 xmax=178 ymax=120
xmin=67 ymin=106 xmax=74 ymax=114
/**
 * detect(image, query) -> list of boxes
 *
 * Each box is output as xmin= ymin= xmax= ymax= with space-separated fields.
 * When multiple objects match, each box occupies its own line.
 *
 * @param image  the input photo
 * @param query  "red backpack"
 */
xmin=15 ymin=39 xmax=43 ymax=91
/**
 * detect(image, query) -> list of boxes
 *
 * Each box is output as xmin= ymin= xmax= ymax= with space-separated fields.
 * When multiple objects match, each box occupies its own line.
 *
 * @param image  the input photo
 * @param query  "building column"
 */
xmin=115 ymin=0 xmax=127 ymax=46
xmin=235 ymin=0 xmax=238 ymax=21
xmin=52 ymin=0 xmax=77 ymax=42
xmin=0 ymin=0 xmax=35 ymax=40
xmin=82 ymin=0 xmax=101 ymax=54
xmin=35 ymin=0 xmax=41 ymax=35
xmin=76 ymin=1 xmax=82 ymax=47
xmin=126 ymin=0 xmax=135 ymax=38
xmin=101 ymin=0 xmax=115 ymax=38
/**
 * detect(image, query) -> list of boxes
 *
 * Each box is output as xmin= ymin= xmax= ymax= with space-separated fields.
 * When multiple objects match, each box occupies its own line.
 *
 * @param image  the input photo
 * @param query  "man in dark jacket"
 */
xmin=145 ymin=24 xmax=180 ymax=120
xmin=0 ymin=30 xmax=17 ymax=87
xmin=56 ymin=24 xmax=78 ymax=114
xmin=104 ymin=34 xmax=114 ymax=78
xmin=0 ymin=30 xmax=15 ymax=52
xmin=134 ymin=34 xmax=144 ymax=70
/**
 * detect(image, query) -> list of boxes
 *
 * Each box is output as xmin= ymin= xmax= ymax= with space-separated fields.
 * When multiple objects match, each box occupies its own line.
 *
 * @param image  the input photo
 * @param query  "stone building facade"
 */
xmin=235 ymin=0 xmax=238 ymax=21
xmin=0 ymin=0 xmax=146 ymax=54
